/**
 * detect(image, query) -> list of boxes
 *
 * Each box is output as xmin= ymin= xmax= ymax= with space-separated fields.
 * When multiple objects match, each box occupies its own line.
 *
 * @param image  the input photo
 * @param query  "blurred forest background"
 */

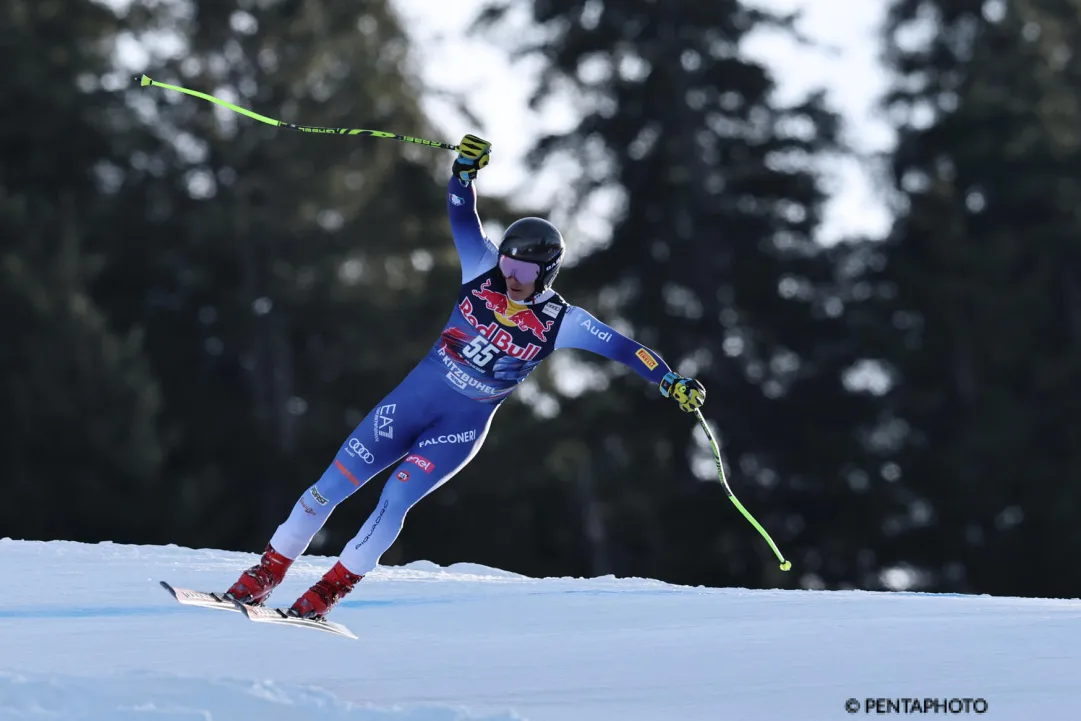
xmin=4 ymin=0 xmax=1080 ymax=599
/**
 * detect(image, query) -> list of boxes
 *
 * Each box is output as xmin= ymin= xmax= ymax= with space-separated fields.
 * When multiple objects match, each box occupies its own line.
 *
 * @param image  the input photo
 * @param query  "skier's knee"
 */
xmin=301 ymin=483 xmax=335 ymax=514
xmin=314 ymin=456 xmax=371 ymax=504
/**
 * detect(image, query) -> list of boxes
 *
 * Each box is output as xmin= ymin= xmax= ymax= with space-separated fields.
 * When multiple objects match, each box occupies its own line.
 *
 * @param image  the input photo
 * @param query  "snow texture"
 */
xmin=0 ymin=538 xmax=1077 ymax=720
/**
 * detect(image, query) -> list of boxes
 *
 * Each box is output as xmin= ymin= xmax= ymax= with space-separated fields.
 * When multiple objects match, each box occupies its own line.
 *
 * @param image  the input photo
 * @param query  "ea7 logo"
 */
xmin=405 ymin=454 xmax=435 ymax=474
xmin=346 ymin=437 xmax=375 ymax=464
xmin=374 ymin=404 xmax=395 ymax=441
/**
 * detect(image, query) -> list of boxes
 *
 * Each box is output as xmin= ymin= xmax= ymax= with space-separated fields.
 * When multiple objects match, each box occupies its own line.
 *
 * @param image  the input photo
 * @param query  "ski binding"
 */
xmin=236 ymin=603 xmax=358 ymax=639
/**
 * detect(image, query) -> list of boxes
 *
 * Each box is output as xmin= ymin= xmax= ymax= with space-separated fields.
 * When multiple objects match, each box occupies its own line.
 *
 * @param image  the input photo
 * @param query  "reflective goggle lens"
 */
xmin=499 ymin=256 xmax=541 ymax=282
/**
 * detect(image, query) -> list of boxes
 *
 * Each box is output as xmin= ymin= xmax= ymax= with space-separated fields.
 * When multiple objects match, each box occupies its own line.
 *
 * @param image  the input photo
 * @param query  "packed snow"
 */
xmin=0 ymin=539 xmax=1077 ymax=720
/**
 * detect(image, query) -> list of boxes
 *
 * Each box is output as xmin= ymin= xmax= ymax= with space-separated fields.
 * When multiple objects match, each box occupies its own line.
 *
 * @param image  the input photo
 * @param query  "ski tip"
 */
xmin=159 ymin=580 xmax=178 ymax=598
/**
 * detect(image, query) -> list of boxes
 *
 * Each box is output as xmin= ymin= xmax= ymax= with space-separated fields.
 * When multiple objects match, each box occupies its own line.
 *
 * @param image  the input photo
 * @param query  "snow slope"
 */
xmin=0 ymin=539 xmax=1077 ymax=720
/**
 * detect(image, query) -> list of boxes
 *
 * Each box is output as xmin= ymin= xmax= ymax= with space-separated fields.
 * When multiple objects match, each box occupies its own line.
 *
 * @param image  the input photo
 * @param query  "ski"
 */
xmin=161 ymin=580 xmax=357 ymax=639
xmin=237 ymin=603 xmax=358 ymax=640
xmin=159 ymin=581 xmax=243 ymax=613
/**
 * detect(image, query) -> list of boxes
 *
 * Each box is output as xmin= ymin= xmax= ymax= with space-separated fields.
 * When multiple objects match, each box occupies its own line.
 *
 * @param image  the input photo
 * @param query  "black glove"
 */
xmin=452 ymin=133 xmax=491 ymax=185
xmin=659 ymin=372 xmax=706 ymax=413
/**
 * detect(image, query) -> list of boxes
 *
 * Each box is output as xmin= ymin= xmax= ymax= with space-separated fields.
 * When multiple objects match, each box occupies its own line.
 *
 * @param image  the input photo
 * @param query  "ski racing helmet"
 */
xmin=497 ymin=217 xmax=565 ymax=295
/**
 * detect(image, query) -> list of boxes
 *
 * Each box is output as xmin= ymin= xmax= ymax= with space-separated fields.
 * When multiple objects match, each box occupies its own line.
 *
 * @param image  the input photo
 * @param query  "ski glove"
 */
xmin=453 ymin=134 xmax=491 ymax=185
xmin=659 ymin=372 xmax=706 ymax=413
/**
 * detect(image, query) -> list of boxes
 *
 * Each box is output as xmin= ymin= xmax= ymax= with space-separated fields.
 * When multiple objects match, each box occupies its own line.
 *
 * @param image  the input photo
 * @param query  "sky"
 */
xmin=108 ymin=0 xmax=896 ymax=249
xmin=391 ymin=0 xmax=896 ymax=249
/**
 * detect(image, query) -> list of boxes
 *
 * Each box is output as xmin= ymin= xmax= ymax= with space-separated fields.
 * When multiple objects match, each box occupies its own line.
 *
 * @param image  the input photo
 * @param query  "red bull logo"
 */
xmin=471 ymin=279 xmax=554 ymax=342
xmin=459 ymin=298 xmax=543 ymax=361
xmin=472 ymin=280 xmax=510 ymax=317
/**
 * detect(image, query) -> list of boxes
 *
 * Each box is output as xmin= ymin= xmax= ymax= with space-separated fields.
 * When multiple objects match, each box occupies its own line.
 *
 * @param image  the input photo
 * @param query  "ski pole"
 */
xmin=134 ymin=75 xmax=459 ymax=151
xmin=694 ymin=409 xmax=792 ymax=572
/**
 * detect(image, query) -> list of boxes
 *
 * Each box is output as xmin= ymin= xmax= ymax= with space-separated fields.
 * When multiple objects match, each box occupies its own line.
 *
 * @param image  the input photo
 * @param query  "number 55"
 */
xmin=462 ymin=335 xmax=498 ymax=367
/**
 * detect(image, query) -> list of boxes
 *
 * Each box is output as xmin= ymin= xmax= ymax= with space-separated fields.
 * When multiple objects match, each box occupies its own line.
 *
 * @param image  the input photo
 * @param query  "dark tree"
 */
xmin=861 ymin=0 xmax=1081 ymax=596
xmin=0 ymin=0 xmax=168 ymax=541
xmin=459 ymin=0 xmax=885 ymax=589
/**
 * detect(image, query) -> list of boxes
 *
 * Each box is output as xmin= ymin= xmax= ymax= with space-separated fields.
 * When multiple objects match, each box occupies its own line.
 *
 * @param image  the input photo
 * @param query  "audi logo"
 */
xmin=347 ymin=438 xmax=375 ymax=464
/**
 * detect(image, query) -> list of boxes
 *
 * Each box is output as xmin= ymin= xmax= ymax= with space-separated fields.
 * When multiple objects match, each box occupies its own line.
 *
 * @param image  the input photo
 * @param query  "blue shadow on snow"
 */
xmin=0 ymin=597 xmax=447 ymax=621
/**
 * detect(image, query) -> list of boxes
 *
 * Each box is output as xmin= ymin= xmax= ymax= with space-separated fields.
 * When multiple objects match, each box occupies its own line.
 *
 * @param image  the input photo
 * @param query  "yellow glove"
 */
xmin=452 ymin=134 xmax=492 ymax=185
xmin=659 ymin=372 xmax=706 ymax=413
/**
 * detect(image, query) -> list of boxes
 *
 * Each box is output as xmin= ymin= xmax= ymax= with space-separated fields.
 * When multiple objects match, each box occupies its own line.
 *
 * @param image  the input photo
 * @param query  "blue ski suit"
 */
xmin=268 ymin=176 xmax=676 ymax=575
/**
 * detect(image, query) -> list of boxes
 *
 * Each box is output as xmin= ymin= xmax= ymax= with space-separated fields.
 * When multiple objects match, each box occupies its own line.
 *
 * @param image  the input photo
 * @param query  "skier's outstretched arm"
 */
xmin=554 ymin=306 xmax=707 ymax=412
xmin=445 ymin=133 xmax=498 ymax=283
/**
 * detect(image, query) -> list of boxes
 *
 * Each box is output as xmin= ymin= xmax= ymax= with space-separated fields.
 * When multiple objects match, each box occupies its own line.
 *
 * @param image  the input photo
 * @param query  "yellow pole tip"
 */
xmin=779 ymin=560 xmax=791 ymax=571
xmin=140 ymin=75 xmax=152 ymax=87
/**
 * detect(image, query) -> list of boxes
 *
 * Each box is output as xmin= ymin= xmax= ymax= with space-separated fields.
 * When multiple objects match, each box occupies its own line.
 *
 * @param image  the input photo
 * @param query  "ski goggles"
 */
xmin=498 ymin=255 xmax=541 ymax=282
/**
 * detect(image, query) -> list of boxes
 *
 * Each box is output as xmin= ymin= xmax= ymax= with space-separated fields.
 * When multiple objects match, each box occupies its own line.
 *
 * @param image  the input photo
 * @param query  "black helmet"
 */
xmin=499 ymin=217 xmax=565 ymax=291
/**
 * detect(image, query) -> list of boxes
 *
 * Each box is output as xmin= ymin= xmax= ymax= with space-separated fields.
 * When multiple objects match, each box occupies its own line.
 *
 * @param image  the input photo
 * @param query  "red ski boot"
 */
xmin=224 ymin=544 xmax=293 ymax=606
xmin=288 ymin=561 xmax=363 ymax=620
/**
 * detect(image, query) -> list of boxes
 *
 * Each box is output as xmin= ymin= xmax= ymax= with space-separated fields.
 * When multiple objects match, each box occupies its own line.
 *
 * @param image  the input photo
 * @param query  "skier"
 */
xmin=223 ymin=134 xmax=707 ymax=620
